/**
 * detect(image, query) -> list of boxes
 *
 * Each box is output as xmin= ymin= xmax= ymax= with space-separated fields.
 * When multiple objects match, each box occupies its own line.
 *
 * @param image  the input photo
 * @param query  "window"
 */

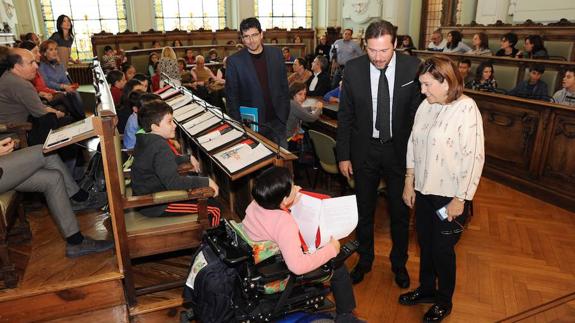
xmin=154 ymin=0 xmax=226 ymax=31
xmin=255 ymin=0 xmax=312 ymax=30
xmin=40 ymin=0 xmax=127 ymax=61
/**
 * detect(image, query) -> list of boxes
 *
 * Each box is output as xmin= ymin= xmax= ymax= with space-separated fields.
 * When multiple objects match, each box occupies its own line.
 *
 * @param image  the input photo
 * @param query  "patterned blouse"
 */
xmin=471 ymin=78 xmax=498 ymax=92
xmin=158 ymin=57 xmax=181 ymax=81
xmin=406 ymin=95 xmax=485 ymax=200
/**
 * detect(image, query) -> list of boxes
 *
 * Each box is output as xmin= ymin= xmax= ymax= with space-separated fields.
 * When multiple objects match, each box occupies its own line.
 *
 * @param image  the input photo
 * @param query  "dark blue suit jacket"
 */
xmin=225 ymin=46 xmax=290 ymax=132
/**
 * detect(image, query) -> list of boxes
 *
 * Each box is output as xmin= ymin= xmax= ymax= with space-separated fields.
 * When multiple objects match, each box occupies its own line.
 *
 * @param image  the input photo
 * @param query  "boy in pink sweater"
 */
xmin=242 ymin=167 xmax=363 ymax=322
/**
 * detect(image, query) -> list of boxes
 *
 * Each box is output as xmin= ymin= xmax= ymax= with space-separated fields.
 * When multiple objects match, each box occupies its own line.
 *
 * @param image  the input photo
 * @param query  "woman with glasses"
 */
xmin=399 ymin=55 xmax=485 ymax=322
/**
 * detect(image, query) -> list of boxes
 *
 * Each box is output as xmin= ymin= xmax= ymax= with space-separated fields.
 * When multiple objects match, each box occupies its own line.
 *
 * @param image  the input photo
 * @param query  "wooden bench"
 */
xmin=440 ymin=19 xmax=575 ymax=60
xmin=413 ymin=50 xmax=575 ymax=95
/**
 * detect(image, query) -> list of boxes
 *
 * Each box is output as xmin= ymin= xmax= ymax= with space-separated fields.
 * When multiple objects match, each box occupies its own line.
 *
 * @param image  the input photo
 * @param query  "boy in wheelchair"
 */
xmin=244 ymin=167 xmax=363 ymax=322
xmin=184 ymin=167 xmax=363 ymax=322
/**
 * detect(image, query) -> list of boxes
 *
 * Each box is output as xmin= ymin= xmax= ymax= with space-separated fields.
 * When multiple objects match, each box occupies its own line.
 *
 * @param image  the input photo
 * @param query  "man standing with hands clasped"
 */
xmin=336 ymin=20 xmax=422 ymax=287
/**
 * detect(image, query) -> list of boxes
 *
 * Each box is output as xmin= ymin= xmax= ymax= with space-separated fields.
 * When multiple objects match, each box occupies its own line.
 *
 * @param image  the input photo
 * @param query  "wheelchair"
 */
xmin=182 ymin=218 xmax=358 ymax=323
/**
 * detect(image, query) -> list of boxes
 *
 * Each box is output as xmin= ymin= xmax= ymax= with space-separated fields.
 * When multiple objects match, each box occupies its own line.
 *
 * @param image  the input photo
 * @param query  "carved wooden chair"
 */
xmin=0 ymin=122 xmax=32 ymax=288
xmin=97 ymin=116 xmax=214 ymax=306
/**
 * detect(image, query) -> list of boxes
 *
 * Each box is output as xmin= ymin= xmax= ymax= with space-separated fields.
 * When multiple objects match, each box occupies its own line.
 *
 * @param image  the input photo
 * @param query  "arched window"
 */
xmin=255 ymin=0 xmax=312 ymax=30
xmin=40 ymin=0 xmax=127 ymax=60
xmin=153 ymin=0 xmax=226 ymax=31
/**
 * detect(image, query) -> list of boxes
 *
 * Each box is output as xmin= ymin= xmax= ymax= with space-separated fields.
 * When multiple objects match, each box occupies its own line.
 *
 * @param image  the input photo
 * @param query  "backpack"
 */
xmin=78 ymin=153 xmax=106 ymax=193
xmin=182 ymin=242 xmax=241 ymax=323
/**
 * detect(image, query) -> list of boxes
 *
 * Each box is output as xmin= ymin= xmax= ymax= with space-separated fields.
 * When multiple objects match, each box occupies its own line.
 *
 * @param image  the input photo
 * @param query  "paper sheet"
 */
xmin=214 ymin=143 xmax=273 ymax=173
xmin=198 ymin=128 xmax=244 ymax=152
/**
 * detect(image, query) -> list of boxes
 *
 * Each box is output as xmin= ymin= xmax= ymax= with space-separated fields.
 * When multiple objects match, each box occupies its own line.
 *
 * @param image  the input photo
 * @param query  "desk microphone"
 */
xmin=242 ymin=120 xmax=282 ymax=160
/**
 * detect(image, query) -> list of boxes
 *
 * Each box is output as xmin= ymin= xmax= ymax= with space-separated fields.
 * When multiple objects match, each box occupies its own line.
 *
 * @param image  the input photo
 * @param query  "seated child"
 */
xmin=123 ymin=92 xmax=161 ymax=149
xmin=242 ymin=167 xmax=364 ymax=323
xmin=106 ymin=70 xmax=126 ymax=107
xmin=508 ymin=64 xmax=549 ymax=101
xmin=101 ymin=45 xmax=124 ymax=74
xmin=553 ymin=67 xmax=575 ymax=106
xmin=131 ymin=100 xmax=220 ymax=224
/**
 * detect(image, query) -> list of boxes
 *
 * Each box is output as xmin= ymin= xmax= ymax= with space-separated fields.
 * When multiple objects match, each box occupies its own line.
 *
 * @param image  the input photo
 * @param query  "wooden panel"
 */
xmin=127 ymin=223 xmax=205 ymax=258
xmin=0 ymin=279 xmax=125 ymax=322
xmin=539 ymin=111 xmax=575 ymax=192
xmin=46 ymin=304 xmax=129 ymax=323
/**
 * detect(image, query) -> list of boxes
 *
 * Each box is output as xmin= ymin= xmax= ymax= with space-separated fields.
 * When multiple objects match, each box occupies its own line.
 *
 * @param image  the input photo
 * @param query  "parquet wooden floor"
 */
xmin=348 ymin=177 xmax=575 ymax=322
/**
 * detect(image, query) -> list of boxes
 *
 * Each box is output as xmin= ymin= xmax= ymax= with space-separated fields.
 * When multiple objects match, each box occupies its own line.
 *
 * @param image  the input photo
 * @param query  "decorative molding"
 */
xmin=342 ymin=0 xmax=382 ymax=24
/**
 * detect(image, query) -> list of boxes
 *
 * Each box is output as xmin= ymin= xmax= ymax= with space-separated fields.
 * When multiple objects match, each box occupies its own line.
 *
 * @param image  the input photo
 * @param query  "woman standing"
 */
xmin=49 ymin=15 xmax=78 ymax=69
xmin=158 ymin=46 xmax=180 ymax=81
xmin=400 ymin=55 xmax=484 ymax=322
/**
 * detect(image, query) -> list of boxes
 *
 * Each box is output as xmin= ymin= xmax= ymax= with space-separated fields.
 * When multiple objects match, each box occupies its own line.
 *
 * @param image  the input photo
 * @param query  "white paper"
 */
xmin=182 ymin=112 xmax=214 ymax=129
xmin=170 ymin=95 xmax=193 ymax=110
xmin=214 ymin=142 xmax=273 ymax=173
xmin=290 ymin=194 xmax=358 ymax=252
xmin=174 ymin=103 xmax=205 ymax=122
xmin=43 ymin=117 xmax=94 ymax=149
xmin=160 ymin=88 xmax=179 ymax=100
xmin=198 ymin=128 xmax=244 ymax=152
xmin=187 ymin=115 xmax=221 ymax=136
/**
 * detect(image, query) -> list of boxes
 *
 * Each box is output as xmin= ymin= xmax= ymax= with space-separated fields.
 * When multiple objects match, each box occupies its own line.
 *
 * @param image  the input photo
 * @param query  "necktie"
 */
xmin=375 ymin=66 xmax=391 ymax=140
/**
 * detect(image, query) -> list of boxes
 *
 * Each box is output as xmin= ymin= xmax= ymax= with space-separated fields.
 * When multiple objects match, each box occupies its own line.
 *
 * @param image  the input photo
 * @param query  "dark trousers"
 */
xmin=415 ymin=192 xmax=469 ymax=307
xmin=330 ymin=265 xmax=356 ymax=314
xmin=354 ymin=140 xmax=410 ymax=272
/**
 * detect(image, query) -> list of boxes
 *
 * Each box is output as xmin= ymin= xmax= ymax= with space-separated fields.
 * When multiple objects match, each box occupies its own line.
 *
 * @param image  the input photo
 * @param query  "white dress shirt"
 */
xmin=370 ymin=52 xmax=396 ymax=138
xmin=308 ymin=72 xmax=320 ymax=91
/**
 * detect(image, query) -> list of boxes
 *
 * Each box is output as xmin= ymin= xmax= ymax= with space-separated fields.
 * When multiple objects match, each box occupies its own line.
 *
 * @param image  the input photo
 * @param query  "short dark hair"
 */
xmin=252 ymin=167 xmax=293 ymax=210
xmin=502 ymin=33 xmax=518 ymax=47
xmin=121 ymin=63 xmax=134 ymax=73
xmin=294 ymin=57 xmax=307 ymax=68
xmin=139 ymin=93 xmax=161 ymax=108
xmin=5 ymin=50 xmax=22 ymax=69
xmin=23 ymin=32 xmax=37 ymax=42
xmin=364 ymin=19 xmax=396 ymax=44
xmin=565 ymin=67 xmax=575 ymax=75
xmin=240 ymin=17 xmax=262 ymax=34
xmin=104 ymin=45 xmax=113 ymax=53
xmin=458 ymin=58 xmax=471 ymax=67
xmin=530 ymin=64 xmax=545 ymax=74
xmin=106 ymin=70 xmax=124 ymax=86
xmin=127 ymin=90 xmax=145 ymax=110
xmin=132 ymin=73 xmax=148 ymax=83
xmin=18 ymin=40 xmax=37 ymax=51
xmin=289 ymin=82 xmax=307 ymax=99
xmin=138 ymin=100 xmax=173 ymax=132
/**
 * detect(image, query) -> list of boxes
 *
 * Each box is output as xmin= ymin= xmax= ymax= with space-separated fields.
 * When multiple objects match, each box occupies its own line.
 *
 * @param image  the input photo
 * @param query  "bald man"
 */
xmin=0 ymin=48 xmax=68 ymax=145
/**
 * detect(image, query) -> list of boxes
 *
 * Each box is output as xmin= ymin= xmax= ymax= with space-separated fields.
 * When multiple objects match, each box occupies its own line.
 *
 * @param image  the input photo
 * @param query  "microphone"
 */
xmin=242 ymin=120 xmax=282 ymax=160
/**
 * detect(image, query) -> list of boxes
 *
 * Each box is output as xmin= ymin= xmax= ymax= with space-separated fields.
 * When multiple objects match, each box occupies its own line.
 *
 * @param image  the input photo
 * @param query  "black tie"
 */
xmin=375 ymin=66 xmax=391 ymax=141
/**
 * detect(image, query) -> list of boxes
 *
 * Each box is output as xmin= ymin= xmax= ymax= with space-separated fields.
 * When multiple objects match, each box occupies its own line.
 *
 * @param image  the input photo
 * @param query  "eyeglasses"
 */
xmin=242 ymin=32 xmax=260 ymax=41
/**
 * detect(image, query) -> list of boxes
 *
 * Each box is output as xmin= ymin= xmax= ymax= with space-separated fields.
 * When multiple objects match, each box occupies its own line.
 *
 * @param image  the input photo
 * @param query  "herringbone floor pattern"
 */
xmin=349 ymin=177 xmax=575 ymax=322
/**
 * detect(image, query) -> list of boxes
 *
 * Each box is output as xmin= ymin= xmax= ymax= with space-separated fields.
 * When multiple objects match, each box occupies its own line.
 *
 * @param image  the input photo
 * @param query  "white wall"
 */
xmin=475 ymin=0 xmax=575 ymax=25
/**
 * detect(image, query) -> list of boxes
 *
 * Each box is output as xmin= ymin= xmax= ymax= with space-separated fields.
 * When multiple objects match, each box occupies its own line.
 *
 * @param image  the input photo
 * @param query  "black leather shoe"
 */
xmin=398 ymin=288 xmax=436 ymax=305
xmin=394 ymin=268 xmax=410 ymax=288
xmin=423 ymin=304 xmax=452 ymax=322
xmin=350 ymin=266 xmax=370 ymax=285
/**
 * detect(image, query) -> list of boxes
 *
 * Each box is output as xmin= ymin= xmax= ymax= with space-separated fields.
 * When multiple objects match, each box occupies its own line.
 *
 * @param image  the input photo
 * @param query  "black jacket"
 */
xmin=306 ymin=71 xmax=331 ymax=97
xmin=336 ymin=53 xmax=422 ymax=169
xmin=131 ymin=133 xmax=209 ymax=216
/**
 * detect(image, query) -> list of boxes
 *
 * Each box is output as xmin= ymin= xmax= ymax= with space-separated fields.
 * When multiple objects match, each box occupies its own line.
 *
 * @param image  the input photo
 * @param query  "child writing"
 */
xmin=131 ymin=100 xmax=220 ymax=224
xmin=242 ymin=167 xmax=364 ymax=323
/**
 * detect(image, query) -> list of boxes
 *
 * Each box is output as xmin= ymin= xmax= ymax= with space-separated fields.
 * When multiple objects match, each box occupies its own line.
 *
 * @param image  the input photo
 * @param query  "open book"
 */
xmin=290 ymin=193 xmax=358 ymax=253
xmin=173 ymin=102 xmax=205 ymax=122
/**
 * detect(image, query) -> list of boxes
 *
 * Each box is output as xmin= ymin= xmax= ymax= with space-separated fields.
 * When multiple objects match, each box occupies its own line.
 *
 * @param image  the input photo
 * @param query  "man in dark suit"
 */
xmin=225 ymin=17 xmax=290 ymax=145
xmin=336 ymin=20 xmax=422 ymax=287
xmin=306 ymin=55 xmax=331 ymax=97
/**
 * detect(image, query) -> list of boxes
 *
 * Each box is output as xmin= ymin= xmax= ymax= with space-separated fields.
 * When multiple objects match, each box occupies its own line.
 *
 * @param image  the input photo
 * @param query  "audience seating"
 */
xmin=0 ymin=122 xmax=32 ymax=289
xmin=440 ymin=20 xmax=575 ymax=60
